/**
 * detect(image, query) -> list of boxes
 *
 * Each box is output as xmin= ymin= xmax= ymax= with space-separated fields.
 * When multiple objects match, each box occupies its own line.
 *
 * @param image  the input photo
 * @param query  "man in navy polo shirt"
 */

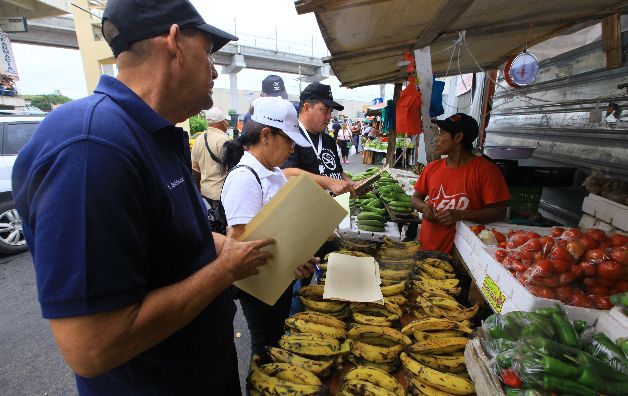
xmin=11 ymin=1 xmax=274 ymax=395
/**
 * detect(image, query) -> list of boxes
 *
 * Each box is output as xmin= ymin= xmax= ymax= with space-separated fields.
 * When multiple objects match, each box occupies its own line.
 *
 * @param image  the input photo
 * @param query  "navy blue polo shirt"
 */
xmin=12 ymin=75 xmax=238 ymax=395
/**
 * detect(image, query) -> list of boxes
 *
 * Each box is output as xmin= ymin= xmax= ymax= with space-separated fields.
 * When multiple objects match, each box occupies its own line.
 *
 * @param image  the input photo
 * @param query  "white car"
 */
xmin=0 ymin=113 xmax=44 ymax=254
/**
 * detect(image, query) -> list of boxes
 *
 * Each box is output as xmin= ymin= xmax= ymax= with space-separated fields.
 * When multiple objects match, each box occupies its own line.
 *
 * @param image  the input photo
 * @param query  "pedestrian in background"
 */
xmin=11 ymin=1 xmax=274 ymax=394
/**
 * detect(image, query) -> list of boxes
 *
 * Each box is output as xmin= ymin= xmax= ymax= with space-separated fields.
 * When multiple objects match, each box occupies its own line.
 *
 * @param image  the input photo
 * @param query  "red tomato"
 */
xmin=549 ymin=246 xmax=573 ymax=262
xmin=558 ymin=271 xmax=577 ymax=286
xmin=567 ymin=241 xmax=586 ymax=259
xmin=582 ymin=276 xmax=598 ymax=289
xmin=555 ymin=286 xmax=574 ymax=302
xmin=506 ymin=241 xmax=518 ymax=250
xmin=509 ymin=260 xmax=528 ymax=273
xmin=610 ymin=233 xmax=628 ymax=247
xmin=551 ymin=259 xmax=572 ymax=274
xmin=584 ymin=249 xmax=609 ymax=264
xmin=492 ymin=230 xmax=506 ymax=244
xmin=596 ymin=277 xmax=616 ymax=287
xmin=570 ymin=293 xmax=594 ymax=308
xmin=563 ymin=228 xmax=583 ymax=240
xmin=510 ymin=250 xmax=534 ymax=264
xmin=599 ymin=240 xmax=612 ymax=249
xmin=588 ymin=295 xmax=613 ymax=310
xmin=534 ymin=260 xmax=554 ymax=277
xmin=526 ymin=231 xmax=541 ymax=239
xmin=521 ymin=238 xmax=543 ymax=252
xmin=610 ymin=246 xmax=628 ymax=266
xmin=539 ymin=236 xmax=556 ymax=252
xmin=556 ymin=239 xmax=569 ymax=249
xmin=579 ymin=236 xmax=598 ymax=251
xmin=570 ymin=263 xmax=584 ymax=279
xmin=495 ymin=249 xmax=507 ymax=263
xmin=528 ymin=285 xmax=554 ymax=299
xmin=586 ymin=285 xmax=609 ymax=295
xmin=498 ymin=242 xmax=507 ymax=248
xmin=551 ymin=227 xmax=565 ymax=238
xmin=538 ymin=275 xmax=560 ymax=288
xmin=501 ymin=368 xmax=522 ymax=388
xmin=580 ymin=261 xmax=597 ymax=276
xmin=598 ymin=260 xmax=623 ymax=280
xmin=470 ymin=225 xmax=485 ymax=235
xmin=586 ymin=228 xmax=608 ymax=242
xmin=509 ymin=234 xmax=530 ymax=248
xmin=534 ymin=251 xmax=545 ymax=262
xmin=614 ymin=280 xmax=628 ymax=292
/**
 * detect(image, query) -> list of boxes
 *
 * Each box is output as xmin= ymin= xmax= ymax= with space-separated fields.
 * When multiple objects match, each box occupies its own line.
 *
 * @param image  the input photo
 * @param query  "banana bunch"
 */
xmin=341 ymin=238 xmax=380 ymax=255
xmin=401 ymin=317 xmax=474 ymax=336
xmin=417 ymin=257 xmax=454 ymax=273
xmin=416 ymin=295 xmax=479 ymax=322
xmin=297 ymin=285 xmax=349 ymax=319
xmin=385 ymin=295 xmax=407 ymax=307
xmin=278 ymin=332 xmax=342 ymax=360
xmin=357 ymin=211 xmax=386 ymax=233
xmin=350 ymin=300 xmax=402 ymax=328
xmin=380 ymin=237 xmax=421 ymax=258
xmin=417 ymin=263 xmax=456 ymax=280
xmin=412 ymin=275 xmax=461 ymax=296
xmin=380 ymin=280 xmax=407 ymax=297
xmin=379 ymin=258 xmax=416 ymax=271
xmin=409 ymin=336 xmax=469 ymax=355
xmin=337 ymin=366 xmax=405 ymax=396
xmin=285 ymin=311 xmax=348 ymax=340
xmin=401 ymin=352 xmax=475 ymax=395
xmin=347 ymin=325 xmax=411 ymax=372
xmin=409 ymin=352 xmax=467 ymax=374
xmin=380 ymin=268 xmax=412 ymax=282
xmin=266 ymin=346 xmax=336 ymax=377
xmin=247 ymin=355 xmax=328 ymax=395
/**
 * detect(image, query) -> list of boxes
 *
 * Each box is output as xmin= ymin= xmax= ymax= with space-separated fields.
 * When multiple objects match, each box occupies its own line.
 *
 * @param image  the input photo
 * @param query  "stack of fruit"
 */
xmin=377 ymin=173 xmax=414 ymax=214
xmin=353 ymin=192 xmax=387 ymax=232
xmin=336 ymin=366 xmax=405 ymax=396
xmin=346 ymin=324 xmax=412 ymax=373
xmin=400 ymin=352 xmax=476 ymax=395
xmin=350 ymin=299 xmax=403 ymax=328
xmin=471 ymin=225 xmax=628 ymax=309
xmin=350 ymin=166 xmax=381 ymax=182
xmin=297 ymin=285 xmax=350 ymax=320
xmin=247 ymin=355 xmax=328 ymax=395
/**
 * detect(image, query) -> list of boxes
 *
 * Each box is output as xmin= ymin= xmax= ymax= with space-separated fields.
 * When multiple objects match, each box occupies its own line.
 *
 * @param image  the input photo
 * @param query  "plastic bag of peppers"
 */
xmin=481 ymin=306 xmax=628 ymax=395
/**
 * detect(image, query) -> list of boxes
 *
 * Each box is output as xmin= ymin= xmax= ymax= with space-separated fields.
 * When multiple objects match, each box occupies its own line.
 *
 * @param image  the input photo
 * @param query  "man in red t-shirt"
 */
xmin=413 ymin=113 xmax=510 ymax=253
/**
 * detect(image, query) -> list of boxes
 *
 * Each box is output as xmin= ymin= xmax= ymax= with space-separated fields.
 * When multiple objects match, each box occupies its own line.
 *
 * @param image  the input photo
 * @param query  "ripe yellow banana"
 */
xmin=380 ymin=268 xmax=412 ymax=281
xmin=409 ymin=352 xmax=467 ymax=374
xmin=349 ymin=339 xmax=403 ymax=363
xmin=418 ymin=258 xmax=454 ymax=273
xmin=343 ymin=366 xmax=405 ymax=396
xmin=417 ymin=296 xmax=479 ymax=321
xmin=259 ymin=362 xmax=322 ymax=386
xmin=352 ymin=312 xmax=398 ymax=327
xmin=409 ymin=337 xmax=469 ymax=354
xmin=266 ymin=347 xmax=335 ymax=377
xmin=401 ymin=318 xmax=473 ymax=335
xmin=296 ymin=284 xmax=324 ymax=297
xmin=419 ymin=264 xmax=455 ymax=280
xmin=349 ymin=325 xmax=412 ymax=346
xmin=278 ymin=333 xmax=341 ymax=359
xmin=289 ymin=311 xmax=346 ymax=330
xmin=406 ymin=373 xmax=454 ymax=396
xmin=418 ymin=275 xmax=459 ymax=288
xmin=400 ymin=352 xmax=475 ymax=395
xmin=284 ymin=317 xmax=348 ymax=339
xmin=380 ymin=281 xmax=407 ymax=296
xmin=413 ymin=330 xmax=465 ymax=342
xmin=412 ymin=279 xmax=461 ymax=296
xmin=385 ymin=295 xmax=407 ymax=306
xmin=299 ymin=296 xmax=348 ymax=313
xmin=378 ymin=258 xmax=416 ymax=271
xmin=338 ymin=379 xmax=397 ymax=396
xmin=347 ymin=354 xmax=400 ymax=373
xmin=428 ymin=297 xmax=468 ymax=312
xmin=421 ymin=291 xmax=459 ymax=302
xmin=247 ymin=356 xmax=325 ymax=395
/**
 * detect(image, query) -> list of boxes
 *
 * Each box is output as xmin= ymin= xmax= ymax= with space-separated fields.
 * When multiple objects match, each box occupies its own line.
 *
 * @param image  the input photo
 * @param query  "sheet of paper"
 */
xmin=323 ymin=253 xmax=384 ymax=303
xmin=235 ymin=174 xmax=348 ymax=305
xmin=334 ymin=192 xmax=351 ymax=230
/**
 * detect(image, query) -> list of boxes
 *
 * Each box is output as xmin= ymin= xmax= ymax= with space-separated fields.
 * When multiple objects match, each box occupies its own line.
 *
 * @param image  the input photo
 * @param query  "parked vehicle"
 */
xmin=0 ymin=112 xmax=43 ymax=254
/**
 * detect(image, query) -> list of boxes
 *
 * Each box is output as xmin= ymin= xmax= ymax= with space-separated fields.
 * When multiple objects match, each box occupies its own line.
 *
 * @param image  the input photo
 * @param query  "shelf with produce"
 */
xmin=246 ymin=239 xmax=481 ymax=395
xmin=455 ymin=222 xmax=628 ymax=324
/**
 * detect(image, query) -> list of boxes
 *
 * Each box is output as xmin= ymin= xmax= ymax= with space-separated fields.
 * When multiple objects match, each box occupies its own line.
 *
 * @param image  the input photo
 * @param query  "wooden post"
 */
xmin=385 ymin=82 xmax=403 ymax=167
xmin=603 ymin=13 xmax=622 ymax=69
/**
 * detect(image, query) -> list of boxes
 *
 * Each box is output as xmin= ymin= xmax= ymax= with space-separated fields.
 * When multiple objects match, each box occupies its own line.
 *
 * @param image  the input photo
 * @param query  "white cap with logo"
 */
xmin=251 ymin=97 xmax=310 ymax=147
xmin=205 ymin=107 xmax=230 ymax=124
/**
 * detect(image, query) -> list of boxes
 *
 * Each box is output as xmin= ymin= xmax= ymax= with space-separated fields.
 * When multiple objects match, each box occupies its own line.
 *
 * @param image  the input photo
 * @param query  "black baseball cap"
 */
xmin=432 ymin=113 xmax=479 ymax=149
xmin=261 ymin=75 xmax=288 ymax=99
xmin=102 ymin=0 xmax=238 ymax=58
xmin=300 ymin=82 xmax=344 ymax=111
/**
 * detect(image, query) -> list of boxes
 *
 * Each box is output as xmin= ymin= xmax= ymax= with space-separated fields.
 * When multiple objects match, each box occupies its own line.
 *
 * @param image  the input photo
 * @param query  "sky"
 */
xmin=11 ymin=0 xmax=392 ymax=103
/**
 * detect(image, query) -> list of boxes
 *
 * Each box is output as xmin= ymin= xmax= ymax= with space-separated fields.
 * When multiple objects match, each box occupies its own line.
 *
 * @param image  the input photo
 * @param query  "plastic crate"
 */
xmin=508 ymin=185 xmax=543 ymax=212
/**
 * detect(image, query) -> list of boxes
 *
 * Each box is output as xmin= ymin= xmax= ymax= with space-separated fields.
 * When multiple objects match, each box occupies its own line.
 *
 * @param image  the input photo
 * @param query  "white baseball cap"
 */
xmin=251 ymin=97 xmax=310 ymax=147
xmin=205 ymin=107 xmax=230 ymax=124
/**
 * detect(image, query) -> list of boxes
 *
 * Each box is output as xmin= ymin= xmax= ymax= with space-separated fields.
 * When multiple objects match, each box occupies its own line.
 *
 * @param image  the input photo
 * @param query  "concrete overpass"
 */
xmin=8 ymin=14 xmax=331 ymax=110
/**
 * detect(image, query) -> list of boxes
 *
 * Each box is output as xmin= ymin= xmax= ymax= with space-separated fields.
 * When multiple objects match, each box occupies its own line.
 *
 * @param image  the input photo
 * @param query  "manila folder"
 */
xmin=234 ymin=174 xmax=347 ymax=305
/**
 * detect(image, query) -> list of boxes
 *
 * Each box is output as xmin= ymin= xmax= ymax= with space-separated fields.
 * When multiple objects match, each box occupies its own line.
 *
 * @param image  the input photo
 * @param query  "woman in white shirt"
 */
xmin=337 ymin=122 xmax=352 ymax=164
xmin=220 ymin=97 xmax=316 ymax=362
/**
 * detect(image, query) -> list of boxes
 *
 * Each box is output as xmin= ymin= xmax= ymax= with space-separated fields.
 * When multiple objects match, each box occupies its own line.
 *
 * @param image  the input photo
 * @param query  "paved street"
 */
xmin=0 ymin=152 xmax=370 ymax=396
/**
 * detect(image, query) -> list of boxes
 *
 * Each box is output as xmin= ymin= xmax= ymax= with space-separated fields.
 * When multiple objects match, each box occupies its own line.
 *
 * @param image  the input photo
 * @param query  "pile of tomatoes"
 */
xmin=472 ymin=225 xmax=628 ymax=310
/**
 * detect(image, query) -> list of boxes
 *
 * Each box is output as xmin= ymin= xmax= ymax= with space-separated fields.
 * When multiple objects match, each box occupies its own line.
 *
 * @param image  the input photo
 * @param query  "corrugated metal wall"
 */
xmin=485 ymin=32 xmax=628 ymax=225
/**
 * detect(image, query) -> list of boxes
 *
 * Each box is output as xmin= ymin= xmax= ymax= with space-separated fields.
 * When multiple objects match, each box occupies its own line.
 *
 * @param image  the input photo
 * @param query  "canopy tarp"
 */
xmin=295 ymin=0 xmax=628 ymax=88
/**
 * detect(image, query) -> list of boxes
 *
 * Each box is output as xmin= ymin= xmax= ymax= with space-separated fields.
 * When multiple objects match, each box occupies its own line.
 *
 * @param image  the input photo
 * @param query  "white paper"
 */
xmin=323 ymin=253 xmax=384 ymax=303
xmin=334 ymin=192 xmax=351 ymax=230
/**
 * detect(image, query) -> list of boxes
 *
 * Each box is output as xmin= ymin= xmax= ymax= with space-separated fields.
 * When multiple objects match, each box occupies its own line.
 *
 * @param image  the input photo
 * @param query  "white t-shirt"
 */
xmin=221 ymin=151 xmax=288 ymax=226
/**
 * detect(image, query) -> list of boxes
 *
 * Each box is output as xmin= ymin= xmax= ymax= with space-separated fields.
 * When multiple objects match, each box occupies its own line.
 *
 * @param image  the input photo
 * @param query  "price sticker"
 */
xmin=482 ymin=275 xmax=506 ymax=313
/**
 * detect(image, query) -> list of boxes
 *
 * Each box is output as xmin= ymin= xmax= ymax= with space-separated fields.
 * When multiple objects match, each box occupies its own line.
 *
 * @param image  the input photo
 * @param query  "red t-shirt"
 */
xmin=413 ymin=156 xmax=511 ymax=253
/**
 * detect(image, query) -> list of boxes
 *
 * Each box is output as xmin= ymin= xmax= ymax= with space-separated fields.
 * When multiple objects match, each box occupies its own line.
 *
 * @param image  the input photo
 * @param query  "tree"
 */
xmin=189 ymin=114 xmax=208 ymax=134
xmin=27 ymin=91 xmax=72 ymax=111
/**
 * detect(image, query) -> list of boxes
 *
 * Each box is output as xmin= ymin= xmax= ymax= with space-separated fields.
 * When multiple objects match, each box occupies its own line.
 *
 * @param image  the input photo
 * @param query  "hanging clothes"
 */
xmin=381 ymin=100 xmax=396 ymax=132
xmin=430 ymin=77 xmax=445 ymax=118
xmin=396 ymin=76 xmax=422 ymax=135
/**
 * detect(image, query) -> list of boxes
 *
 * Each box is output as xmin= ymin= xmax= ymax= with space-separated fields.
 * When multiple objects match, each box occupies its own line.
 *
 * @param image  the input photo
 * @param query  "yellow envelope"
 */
xmin=235 ymin=174 xmax=348 ymax=305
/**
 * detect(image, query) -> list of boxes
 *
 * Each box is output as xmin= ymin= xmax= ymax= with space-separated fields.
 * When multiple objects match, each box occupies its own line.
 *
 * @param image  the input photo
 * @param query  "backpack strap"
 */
xmin=204 ymin=132 xmax=221 ymax=163
xmin=231 ymin=164 xmax=262 ymax=188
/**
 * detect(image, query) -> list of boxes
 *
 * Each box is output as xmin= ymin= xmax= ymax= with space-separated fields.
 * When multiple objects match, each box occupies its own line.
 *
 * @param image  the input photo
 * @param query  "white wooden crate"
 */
xmin=581 ymin=193 xmax=628 ymax=232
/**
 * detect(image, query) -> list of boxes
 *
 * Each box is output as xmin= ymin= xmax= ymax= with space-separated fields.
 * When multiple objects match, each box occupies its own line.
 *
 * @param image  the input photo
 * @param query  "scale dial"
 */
xmin=504 ymin=52 xmax=539 ymax=88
